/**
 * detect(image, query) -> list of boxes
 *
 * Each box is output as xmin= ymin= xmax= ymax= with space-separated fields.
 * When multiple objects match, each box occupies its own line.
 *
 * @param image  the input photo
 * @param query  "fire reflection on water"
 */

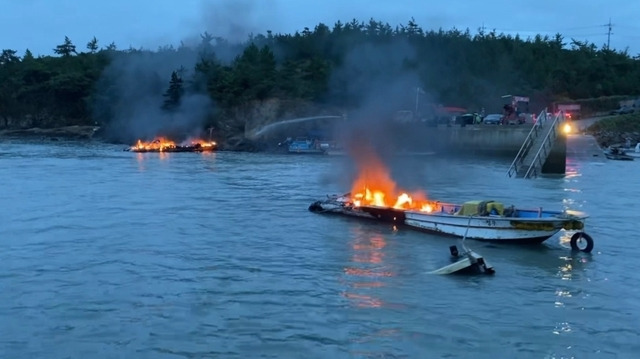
xmin=200 ymin=151 xmax=216 ymax=159
xmin=135 ymin=151 xmax=170 ymax=162
xmin=341 ymin=229 xmax=395 ymax=308
xmin=135 ymin=152 xmax=171 ymax=172
xmin=135 ymin=153 xmax=146 ymax=172
xmin=551 ymin=246 xmax=592 ymax=326
xmin=134 ymin=150 xmax=216 ymax=173
xmin=565 ymin=157 xmax=581 ymax=179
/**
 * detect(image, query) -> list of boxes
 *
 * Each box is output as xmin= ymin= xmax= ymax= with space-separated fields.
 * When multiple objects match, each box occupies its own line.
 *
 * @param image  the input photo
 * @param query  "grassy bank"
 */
xmin=586 ymin=113 xmax=640 ymax=147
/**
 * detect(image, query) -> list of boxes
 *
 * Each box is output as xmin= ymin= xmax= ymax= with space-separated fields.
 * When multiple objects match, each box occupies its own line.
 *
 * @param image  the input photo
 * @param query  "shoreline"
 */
xmin=0 ymin=125 xmax=100 ymax=141
xmin=0 ymin=125 xmax=267 ymax=152
xmin=4 ymin=122 xmax=636 ymax=153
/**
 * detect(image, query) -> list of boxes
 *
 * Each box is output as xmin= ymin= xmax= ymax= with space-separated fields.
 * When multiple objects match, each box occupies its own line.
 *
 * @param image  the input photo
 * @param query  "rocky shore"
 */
xmin=0 ymin=125 xmax=268 ymax=152
xmin=583 ymin=114 xmax=640 ymax=148
xmin=0 ymin=125 xmax=100 ymax=141
xmin=6 ymin=116 xmax=638 ymax=153
xmin=587 ymin=130 xmax=640 ymax=148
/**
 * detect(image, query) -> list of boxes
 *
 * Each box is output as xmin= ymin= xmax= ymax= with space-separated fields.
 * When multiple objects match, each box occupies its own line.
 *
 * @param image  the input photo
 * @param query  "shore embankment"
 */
xmin=0 ymin=126 xmax=99 ymax=141
xmin=582 ymin=114 xmax=640 ymax=147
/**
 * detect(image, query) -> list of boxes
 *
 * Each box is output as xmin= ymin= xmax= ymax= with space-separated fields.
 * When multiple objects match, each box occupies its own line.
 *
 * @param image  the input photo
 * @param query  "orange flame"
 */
xmin=129 ymin=136 xmax=217 ymax=152
xmin=183 ymin=137 xmax=217 ymax=149
xmin=349 ymin=143 xmax=436 ymax=212
xmin=132 ymin=137 xmax=176 ymax=152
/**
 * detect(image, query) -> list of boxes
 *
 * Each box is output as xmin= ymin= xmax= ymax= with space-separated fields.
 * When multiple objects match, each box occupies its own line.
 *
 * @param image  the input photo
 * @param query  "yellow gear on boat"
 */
xmin=457 ymin=200 xmax=504 ymax=216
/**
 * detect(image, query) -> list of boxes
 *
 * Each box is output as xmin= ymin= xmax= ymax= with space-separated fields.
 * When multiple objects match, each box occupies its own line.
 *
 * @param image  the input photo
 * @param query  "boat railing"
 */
xmin=523 ymin=111 xmax=563 ymax=179
xmin=507 ymin=108 xmax=548 ymax=178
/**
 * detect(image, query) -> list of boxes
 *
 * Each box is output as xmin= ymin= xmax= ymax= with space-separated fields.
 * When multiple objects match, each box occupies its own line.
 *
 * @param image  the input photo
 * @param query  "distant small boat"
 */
xmin=604 ymin=146 xmax=634 ymax=161
xmin=287 ymin=138 xmax=326 ymax=154
xmin=619 ymin=143 xmax=640 ymax=158
xmin=283 ymin=137 xmax=343 ymax=155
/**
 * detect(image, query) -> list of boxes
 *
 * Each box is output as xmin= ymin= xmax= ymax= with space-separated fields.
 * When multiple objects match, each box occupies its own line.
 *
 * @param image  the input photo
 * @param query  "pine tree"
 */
xmin=23 ymin=49 xmax=34 ymax=61
xmin=0 ymin=49 xmax=20 ymax=65
xmin=53 ymin=36 xmax=77 ymax=56
xmin=87 ymin=36 xmax=98 ymax=53
xmin=162 ymin=71 xmax=184 ymax=111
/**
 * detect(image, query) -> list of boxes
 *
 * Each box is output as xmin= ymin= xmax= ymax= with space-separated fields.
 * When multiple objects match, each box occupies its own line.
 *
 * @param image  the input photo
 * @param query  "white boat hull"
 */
xmin=404 ymin=211 xmax=565 ymax=243
xmin=309 ymin=196 xmax=587 ymax=244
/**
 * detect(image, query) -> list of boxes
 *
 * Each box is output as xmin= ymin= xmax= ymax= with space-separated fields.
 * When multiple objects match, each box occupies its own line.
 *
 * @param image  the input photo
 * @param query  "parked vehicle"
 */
xmin=483 ymin=114 xmax=502 ymax=125
xmin=454 ymin=113 xmax=482 ymax=127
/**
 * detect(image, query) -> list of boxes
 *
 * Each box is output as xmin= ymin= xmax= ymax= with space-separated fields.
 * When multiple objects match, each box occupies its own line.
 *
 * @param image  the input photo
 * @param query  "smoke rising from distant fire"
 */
xmin=93 ymin=0 xmax=279 ymax=144
xmin=92 ymin=44 xmax=213 ymax=144
xmin=195 ymin=0 xmax=279 ymax=45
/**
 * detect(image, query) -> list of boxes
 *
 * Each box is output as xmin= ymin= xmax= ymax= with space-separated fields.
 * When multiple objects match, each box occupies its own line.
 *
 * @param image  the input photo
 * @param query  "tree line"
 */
xmin=1 ymin=19 xmax=639 ymax=138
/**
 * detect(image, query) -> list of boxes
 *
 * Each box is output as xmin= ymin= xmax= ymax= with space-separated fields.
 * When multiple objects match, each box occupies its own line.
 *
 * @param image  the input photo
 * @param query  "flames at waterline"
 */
xmin=129 ymin=137 xmax=217 ymax=152
xmin=349 ymin=144 xmax=436 ymax=212
xmin=131 ymin=137 xmax=175 ymax=151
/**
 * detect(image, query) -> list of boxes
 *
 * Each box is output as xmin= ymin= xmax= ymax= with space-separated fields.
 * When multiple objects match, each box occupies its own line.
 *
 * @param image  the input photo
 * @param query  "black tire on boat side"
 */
xmin=570 ymin=232 xmax=594 ymax=253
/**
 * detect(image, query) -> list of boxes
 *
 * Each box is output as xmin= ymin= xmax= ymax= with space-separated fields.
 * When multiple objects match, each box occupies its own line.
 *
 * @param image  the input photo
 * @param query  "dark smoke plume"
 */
xmin=93 ymin=48 xmax=213 ymax=144
xmin=196 ymin=0 xmax=278 ymax=44
xmin=93 ymin=0 xmax=279 ymax=144
xmin=321 ymin=38 xmax=441 ymax=191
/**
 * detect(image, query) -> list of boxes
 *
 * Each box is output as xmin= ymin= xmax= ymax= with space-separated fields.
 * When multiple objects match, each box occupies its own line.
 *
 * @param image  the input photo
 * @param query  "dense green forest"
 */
xmin=1 ymin=19 xmax=639 ymax=144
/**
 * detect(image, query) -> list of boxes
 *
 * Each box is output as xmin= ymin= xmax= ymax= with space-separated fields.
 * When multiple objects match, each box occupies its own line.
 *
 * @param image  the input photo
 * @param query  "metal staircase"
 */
xmin=507 ymin=110 xmax=564 ymax=178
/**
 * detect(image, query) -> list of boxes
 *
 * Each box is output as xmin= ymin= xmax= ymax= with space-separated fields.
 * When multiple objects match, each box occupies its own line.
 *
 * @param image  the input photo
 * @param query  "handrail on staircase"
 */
xmin=523 ymin=111 xmax=564 ymax=178
xmin=507 ymin=108 xmax=548 ymax=177
xmin=526 ymin=134 xmax=553 ymax=178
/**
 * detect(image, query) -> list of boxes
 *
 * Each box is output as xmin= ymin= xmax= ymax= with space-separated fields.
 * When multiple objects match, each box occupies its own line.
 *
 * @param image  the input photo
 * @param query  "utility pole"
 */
xmin=606 ymin=18 xmax=613 ymax=50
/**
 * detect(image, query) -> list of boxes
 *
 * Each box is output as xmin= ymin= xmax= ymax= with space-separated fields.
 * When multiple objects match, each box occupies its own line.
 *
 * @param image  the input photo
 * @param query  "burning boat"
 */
xmin=125 ymin=137 xmax=217 ymax=153
xmin=308 ymin=144 xmax=593 ymax=252
xmin=309 ymin=193 xmax=591 ymax=250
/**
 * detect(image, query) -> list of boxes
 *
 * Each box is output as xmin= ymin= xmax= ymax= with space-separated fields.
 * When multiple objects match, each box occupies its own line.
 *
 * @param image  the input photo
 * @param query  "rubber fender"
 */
xmin=570 ymin=232 xmax=594 ymax=253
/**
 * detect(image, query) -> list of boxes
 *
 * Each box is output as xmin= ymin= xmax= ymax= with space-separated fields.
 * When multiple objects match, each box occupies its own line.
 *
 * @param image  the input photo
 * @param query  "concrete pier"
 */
xmin=541 ymin=134 xmax=567 ymax=174
xmin=259 ymin=119 xmax=603 ymax=174
xmin=391 ymin=123 xmax=537 ymax=156
xmin=565 ymin=134 xmax=606 ymax=162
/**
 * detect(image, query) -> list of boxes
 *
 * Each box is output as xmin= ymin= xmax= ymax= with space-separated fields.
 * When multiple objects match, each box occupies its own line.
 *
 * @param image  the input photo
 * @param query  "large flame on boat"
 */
xmin=131 ymin=137 xmax=177 ymax=152
xmin=129 ymin=137 xmax=217 ymax=152
xmin=349 ymin=145 xmax=436 ymax=212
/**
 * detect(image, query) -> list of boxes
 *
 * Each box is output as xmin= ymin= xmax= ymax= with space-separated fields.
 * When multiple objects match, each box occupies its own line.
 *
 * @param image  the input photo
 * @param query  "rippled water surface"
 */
xmin=1 ymin=138 xmax=640 ymax=358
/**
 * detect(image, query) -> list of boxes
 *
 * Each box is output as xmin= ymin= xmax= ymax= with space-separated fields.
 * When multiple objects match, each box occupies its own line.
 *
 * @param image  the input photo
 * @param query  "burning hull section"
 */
xmin=126 ymin=138 xmax=218 ymax=153
xmin=309 ymin=195 xmax=588 ymax=243
xmin=308 ymin=195 xmax=377 ymax=220
xmin=127 ymin=144 xmax=217 ymax=153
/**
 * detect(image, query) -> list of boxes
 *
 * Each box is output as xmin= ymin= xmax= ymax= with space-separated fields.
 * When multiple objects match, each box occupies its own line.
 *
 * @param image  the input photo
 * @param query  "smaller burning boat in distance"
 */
xmin=309 ymin=193 xmax=593 ymax=252
xmin=125 ymin=137 xmax=218 ymax=153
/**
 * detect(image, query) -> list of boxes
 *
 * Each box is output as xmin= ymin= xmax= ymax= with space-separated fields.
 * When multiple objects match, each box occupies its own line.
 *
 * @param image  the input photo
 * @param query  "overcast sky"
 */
xmin=1 ymin=0 xmax=639 ymax=57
